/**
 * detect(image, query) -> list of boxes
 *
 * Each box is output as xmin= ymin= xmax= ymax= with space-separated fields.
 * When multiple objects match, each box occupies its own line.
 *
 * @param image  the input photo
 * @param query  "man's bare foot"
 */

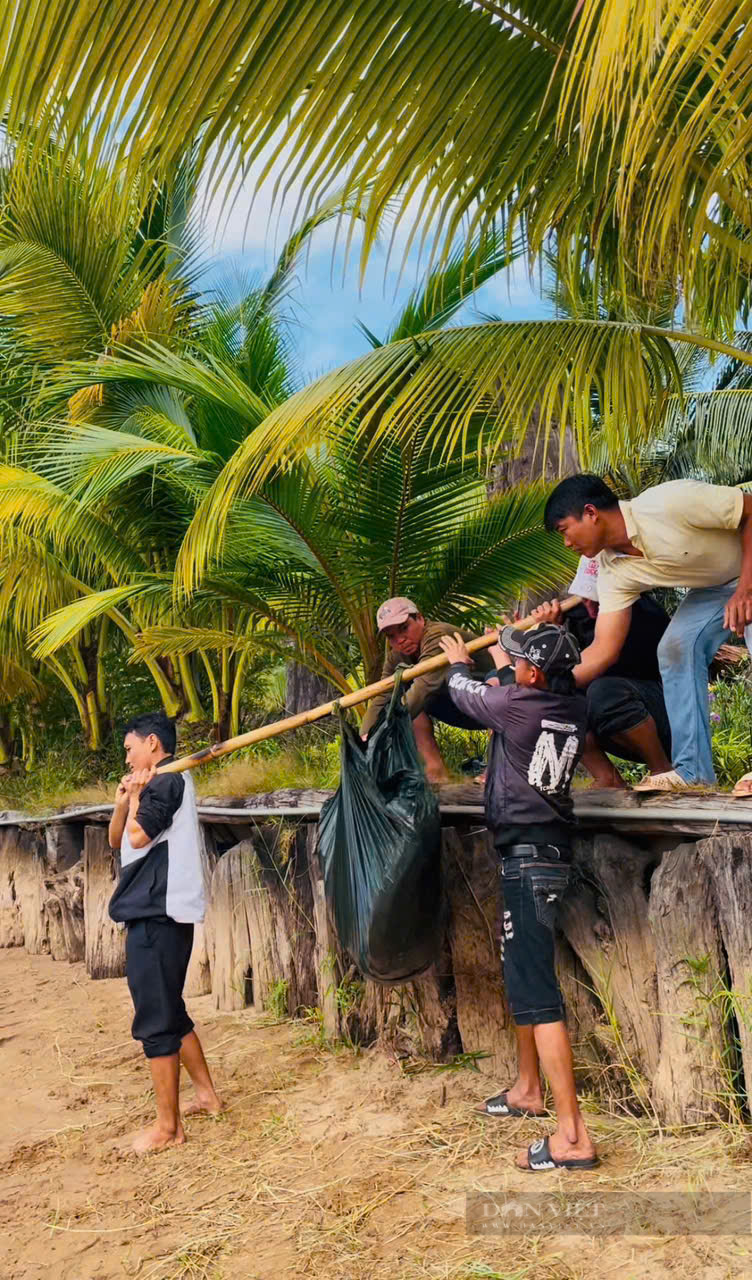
xmin=515 ymin=1130 xmax=596 ymax=1169
xmin=504 ymin=1083 xmax=545 ymax=1113
xmin=181 ymin=1092 xmax=225 ymax=1118
xmin=425 ymin=770 xmax=450 ymax=785
xmin=129 ymin=1123 xmax=186 ymax=1154
xmin=585 ymin=777 xmax=627 ymax=790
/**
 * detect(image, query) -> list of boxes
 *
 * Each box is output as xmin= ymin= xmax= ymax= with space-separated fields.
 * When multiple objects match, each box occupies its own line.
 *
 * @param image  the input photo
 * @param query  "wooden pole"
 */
xmin=158 ymin=597 xmax=583 ymax=775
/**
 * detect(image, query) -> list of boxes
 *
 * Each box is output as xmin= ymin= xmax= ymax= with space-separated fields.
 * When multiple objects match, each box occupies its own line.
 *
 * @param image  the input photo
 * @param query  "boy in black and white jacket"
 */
xmin=109 ymin=711 xmax=222 ymax=1153
xmin=440 ymin=623 xmax=598 ymax=1173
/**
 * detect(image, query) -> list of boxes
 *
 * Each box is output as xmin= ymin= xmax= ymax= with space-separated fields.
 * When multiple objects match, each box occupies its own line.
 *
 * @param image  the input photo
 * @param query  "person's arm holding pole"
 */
xmin=108 ymin=776 xmax=130 ymax=850
xmin=156 ymin=598 xmax=583 ymax=777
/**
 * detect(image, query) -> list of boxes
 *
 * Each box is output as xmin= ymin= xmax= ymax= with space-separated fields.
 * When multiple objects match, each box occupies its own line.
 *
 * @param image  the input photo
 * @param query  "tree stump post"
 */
xmin=648 ymin=842 xmax=730 ymax=1125
xmin=0 ymin=827 xmax=28 ymax=949
xmin=442 ymin=827 xmax=518 ymax=1080
xmin=44 ymin=862 xmax=85 ymax=963
xmin=699 ymin=832 xmax=752 ymax=1108
xmin=205 ymin=842 xmax=256 ymax=1011
xmin=559 ymin=835 xmax=660 ymax=1094
xmin=307 ymin=826 xmax=344 ymax=1037
xmin=83 ymin=826 xmax=125 ymax=979
xmin=184 ymin=827 xmax=218 ymax=997
xmin=206 ymin=827 xmax=319 ymax=1014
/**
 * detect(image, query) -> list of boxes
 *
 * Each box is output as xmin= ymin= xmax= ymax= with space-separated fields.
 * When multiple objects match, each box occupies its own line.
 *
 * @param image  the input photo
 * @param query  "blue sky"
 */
xmin=200 ymin=174 xmax=554 ymax=385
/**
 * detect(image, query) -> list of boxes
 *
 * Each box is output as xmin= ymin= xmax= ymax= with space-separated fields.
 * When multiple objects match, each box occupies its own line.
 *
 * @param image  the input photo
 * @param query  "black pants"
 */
xmin=125 ymin=917 xmax=195 ymax=1058
xmin=585 ymin=675 xmax=671 ymax=761
xmin=498 ymin=847 xmax=570 ymax=1026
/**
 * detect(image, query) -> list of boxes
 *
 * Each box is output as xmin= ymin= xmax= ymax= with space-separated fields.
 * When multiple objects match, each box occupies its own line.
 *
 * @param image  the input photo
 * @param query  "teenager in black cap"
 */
xmin=440 ymin=623 xmax=598 ymax=1172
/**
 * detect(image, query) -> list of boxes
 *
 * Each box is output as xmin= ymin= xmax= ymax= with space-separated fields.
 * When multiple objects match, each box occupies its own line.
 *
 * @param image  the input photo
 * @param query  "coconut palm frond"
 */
xmin=30 ymin=582 xmax=169 ymax=657
xmin=1 ymin=0 xmax=563 ymax=278
xmin=415 ymin=485 xmax=577 ymax=624
xmin=177 ymin=317 xmax=713 ymax=592
xmin=359 ymin=225 xmax=526 ymax=347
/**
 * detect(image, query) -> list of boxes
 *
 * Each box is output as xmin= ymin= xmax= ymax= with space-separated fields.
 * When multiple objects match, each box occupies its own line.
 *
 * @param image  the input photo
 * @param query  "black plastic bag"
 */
xmin=319 ymin=682 xmax=443 ymax=983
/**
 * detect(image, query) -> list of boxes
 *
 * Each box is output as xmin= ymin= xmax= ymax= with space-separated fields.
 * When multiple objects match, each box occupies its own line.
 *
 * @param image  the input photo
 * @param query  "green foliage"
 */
xmin=265 ymin=978 xmax=290 ymax=1021
xmin=432 ymin=1050 xmax=492 ymax=1072
xmin=708 ymin=674 xmax=752 ymax=789
xmin=605 ymin=666 xmax=752 ymax=789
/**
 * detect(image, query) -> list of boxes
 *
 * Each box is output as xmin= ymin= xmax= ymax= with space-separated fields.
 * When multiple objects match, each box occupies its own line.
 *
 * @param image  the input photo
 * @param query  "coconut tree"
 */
xmin=27 ymin=224 xmax=549 ymax=733
xmin=4 ymin=0 xmax=752 ymax=441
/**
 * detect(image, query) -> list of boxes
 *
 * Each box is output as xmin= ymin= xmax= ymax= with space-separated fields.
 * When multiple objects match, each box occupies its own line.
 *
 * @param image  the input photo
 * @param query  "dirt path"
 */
xmin=1 ymin=948 xmax=752 ymax=1280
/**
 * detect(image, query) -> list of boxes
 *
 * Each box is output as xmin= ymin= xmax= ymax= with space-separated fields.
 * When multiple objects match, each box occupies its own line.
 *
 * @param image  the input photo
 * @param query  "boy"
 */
xmin=108 ymin=711 xmax=222 ymax=1153
xmin=440 ymin=624 xmax=598 ymax=1172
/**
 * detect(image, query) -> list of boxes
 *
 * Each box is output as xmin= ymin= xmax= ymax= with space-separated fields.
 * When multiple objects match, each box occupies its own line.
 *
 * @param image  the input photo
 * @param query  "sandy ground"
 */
xmin=2 ymin=950 xmax=752 ymax=1280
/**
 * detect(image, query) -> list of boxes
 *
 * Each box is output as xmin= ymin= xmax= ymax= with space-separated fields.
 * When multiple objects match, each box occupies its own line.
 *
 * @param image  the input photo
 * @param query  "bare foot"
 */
xmin=515 ymin=1132 xmax=596 ymax=1169
xmin=129 ymin=1123 xmax=186 ymax=1154
xmin=181 ymin=1093 xmax=225 ymax=1118
xmin=504 ymin=1084 xmax=545 ymax=1113
xmin=585 ymin=778 xmax=627 ymax=791
xmin=425 ymin=771 xmax=450 ymax=785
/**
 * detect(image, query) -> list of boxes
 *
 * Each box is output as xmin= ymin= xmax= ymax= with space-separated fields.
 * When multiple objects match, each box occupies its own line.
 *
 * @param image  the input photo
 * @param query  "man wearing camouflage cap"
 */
xmin=360 ymin=598 xmax=494 ymax=782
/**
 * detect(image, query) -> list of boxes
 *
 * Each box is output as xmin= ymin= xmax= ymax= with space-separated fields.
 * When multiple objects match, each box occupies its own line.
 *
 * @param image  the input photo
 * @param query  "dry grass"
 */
xmin=5 ymin=951 xmax=752 ymax=1280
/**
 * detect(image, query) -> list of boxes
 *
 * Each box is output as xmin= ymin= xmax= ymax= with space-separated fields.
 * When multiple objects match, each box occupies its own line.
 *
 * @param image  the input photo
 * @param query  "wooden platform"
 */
xmin=3 ymin=784 xmax=752 ymax=838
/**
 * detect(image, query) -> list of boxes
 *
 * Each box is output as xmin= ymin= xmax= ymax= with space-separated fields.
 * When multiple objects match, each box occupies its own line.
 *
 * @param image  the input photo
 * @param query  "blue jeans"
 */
xmin=657 ymin=582 xmax=752 ymax=784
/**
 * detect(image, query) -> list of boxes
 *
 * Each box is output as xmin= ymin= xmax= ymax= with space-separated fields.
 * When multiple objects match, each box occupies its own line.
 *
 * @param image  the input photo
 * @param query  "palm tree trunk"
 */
xmin=96 ymin=616 xmax=109 ymax=715
xmin=0 ymin=717 xmax=13 ymax=765
xmin=153 ymin=657 xmax=184 ymax=719
xmin=229 ymin=649 xmax=251 ymax=738
xmin=46 ymin=653 xmax=101 ymax=750
xmin=178 ymin=654 xmax=205 ymax=722
xmin=285 ymin=662 xmax=341 ymax=715
xmin=199 ymin=651 xmax=221 ymax=732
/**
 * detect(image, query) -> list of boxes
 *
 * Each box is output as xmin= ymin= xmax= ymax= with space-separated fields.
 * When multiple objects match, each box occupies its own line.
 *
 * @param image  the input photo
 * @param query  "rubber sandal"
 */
xmin=732 ymin=772 xmax=752 ymax=797
xmin=475 ymin=1090 xmax=546 ymax=1118
xmin=523 ymin=1135 xmax=600 ymax=1171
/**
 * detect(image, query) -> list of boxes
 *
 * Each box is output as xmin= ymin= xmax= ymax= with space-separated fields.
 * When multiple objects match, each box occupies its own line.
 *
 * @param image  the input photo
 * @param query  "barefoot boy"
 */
xmin=440 ymin=624 xmax=598 ymax=1171
xmin=108 ymin=711 xmax=222 ymax=1153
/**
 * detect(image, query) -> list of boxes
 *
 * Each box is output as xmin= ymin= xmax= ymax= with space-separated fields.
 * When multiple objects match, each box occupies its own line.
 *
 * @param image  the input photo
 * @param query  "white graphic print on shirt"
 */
xmin=527 ymin=723 xmax=580 ymax=795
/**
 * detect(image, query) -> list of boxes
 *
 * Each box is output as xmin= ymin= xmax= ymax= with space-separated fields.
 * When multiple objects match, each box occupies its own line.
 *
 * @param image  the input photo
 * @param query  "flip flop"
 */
xmin=475 ymin=1090 xmax=546 ymax=1118
xmin=523 ymin=1135 xmax=600 ymax=1172
xmin=732 ymin=772 xmax=752 ymax=797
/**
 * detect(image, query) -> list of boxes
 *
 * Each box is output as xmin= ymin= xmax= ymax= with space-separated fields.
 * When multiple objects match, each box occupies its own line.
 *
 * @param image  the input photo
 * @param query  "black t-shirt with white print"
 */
xmin=447 ymin=664 xmax=587 ymax=848
xmin=108 ymin=758 xmax=206 ymax=924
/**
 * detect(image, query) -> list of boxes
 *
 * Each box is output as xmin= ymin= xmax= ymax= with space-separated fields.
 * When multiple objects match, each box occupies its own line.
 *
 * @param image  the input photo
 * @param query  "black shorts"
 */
xmin=585 ymin=676 xmax=671 ymax=760
xmin=125 ymin=917 xmax=195 ymax=1059
xmin=498 ymin=850 xmax=570 ymax=1026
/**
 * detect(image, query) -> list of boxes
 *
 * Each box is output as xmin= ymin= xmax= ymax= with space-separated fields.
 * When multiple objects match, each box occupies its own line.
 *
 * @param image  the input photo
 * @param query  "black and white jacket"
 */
xmin=446 ymin=663 xmax=586 ymax=841
xmin=108 ymin=763 xmax=205 ymax=924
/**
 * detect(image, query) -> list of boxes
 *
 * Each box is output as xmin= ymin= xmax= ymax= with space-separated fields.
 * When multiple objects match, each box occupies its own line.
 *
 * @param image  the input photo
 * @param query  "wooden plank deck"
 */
xmin=3 ymin=784 xmax=752 ymax=836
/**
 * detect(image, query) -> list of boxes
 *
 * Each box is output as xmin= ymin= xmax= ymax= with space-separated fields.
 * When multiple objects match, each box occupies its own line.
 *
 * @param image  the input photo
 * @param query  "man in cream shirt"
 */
xmin=543 ymin=475 xmax=752 ymax=792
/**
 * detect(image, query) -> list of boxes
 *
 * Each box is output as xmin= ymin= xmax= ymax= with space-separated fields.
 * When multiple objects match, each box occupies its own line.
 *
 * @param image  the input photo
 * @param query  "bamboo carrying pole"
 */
xmin=158 ymin=597 xmax=583 ymax=775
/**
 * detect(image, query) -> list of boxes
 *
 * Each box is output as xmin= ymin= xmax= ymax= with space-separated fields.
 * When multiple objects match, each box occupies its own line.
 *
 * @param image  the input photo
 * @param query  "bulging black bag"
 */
xmin=318 ymin=681 xmax=443 ymax=983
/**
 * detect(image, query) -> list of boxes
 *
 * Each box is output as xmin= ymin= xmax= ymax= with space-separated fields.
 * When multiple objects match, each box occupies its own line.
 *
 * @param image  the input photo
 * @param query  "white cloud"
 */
xmin=195 ymin=144 xmax=552 ymax=379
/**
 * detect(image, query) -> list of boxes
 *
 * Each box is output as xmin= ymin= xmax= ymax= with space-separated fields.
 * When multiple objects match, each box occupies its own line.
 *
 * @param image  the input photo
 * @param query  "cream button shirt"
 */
xmin=597 ymin=480 xmax=744 ymax=614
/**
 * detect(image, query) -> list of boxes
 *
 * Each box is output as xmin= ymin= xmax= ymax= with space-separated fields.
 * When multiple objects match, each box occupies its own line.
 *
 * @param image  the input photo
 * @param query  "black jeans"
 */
xmin=498 ymin=846 xmax=570 ymax=1026
xmin=126 ymin=917 xmax=195 ymax=1058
